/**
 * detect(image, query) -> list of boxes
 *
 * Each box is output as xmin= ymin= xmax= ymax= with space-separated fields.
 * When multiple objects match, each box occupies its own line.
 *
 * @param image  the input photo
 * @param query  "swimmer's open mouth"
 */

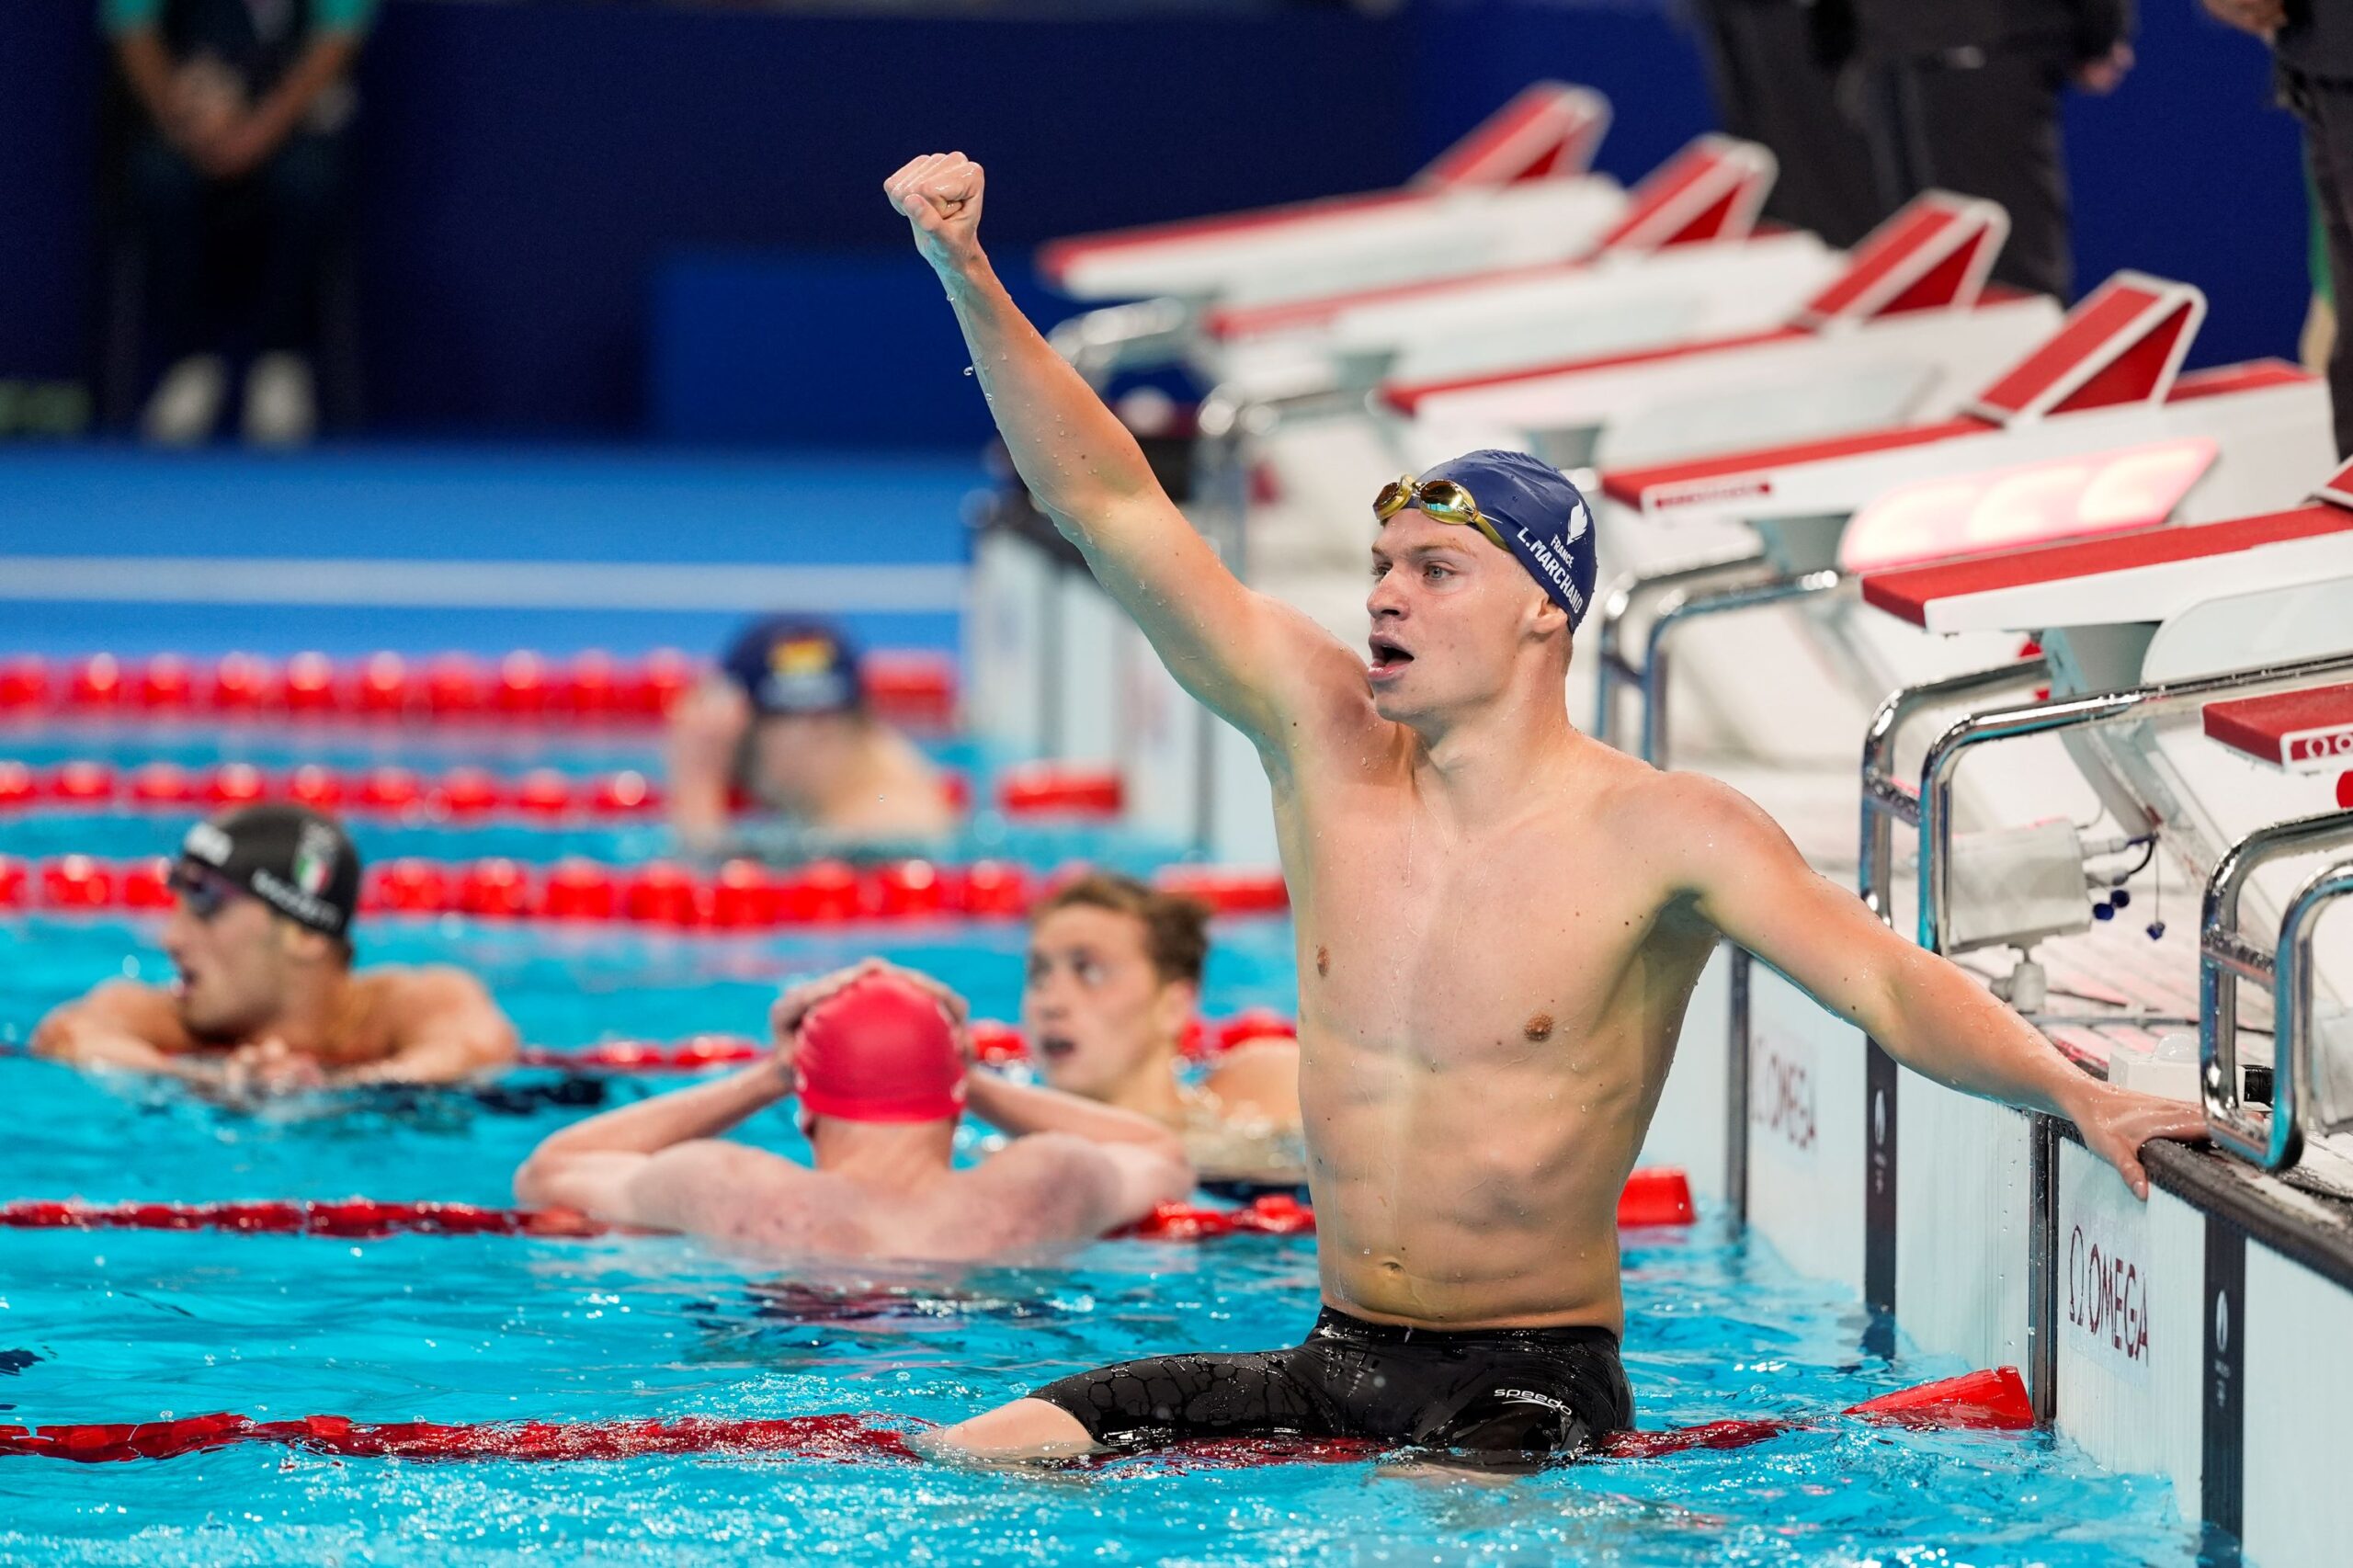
xmin=1034 ymin=1035 xmax=1076 ymax=1062
xmin=1368 ymin=634 xmax=1414 ymax=676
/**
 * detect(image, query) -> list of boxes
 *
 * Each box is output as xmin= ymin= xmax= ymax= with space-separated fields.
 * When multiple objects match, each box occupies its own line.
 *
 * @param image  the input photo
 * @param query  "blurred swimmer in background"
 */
xmin=666 ymin=617 xmax=957 ymax=852
xmin=1024 ymin=872 xmax=1302 ymax=1189
xmin=35 ymin=804 xmax=516 ymax=1094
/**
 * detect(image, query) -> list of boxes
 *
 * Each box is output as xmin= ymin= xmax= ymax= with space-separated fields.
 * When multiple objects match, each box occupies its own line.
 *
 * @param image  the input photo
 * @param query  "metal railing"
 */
xmin=2201 ymin=811 xmax=2353 ymax=1171
xmin=1856 ymin=657 xmax=2054 ymax=933
xmin=1048 ymin=299 xmax=1193 ymax=387
xmin=1860 ymin=649 xmax=2353 ymax=953
xmin=1588 ymin=556 xmax=1768 ymax=756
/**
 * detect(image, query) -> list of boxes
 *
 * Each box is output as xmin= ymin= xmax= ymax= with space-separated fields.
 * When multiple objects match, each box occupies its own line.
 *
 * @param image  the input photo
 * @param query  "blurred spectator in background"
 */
xmin=1850 ymin=0 xmax=2134 ymax=300
xmin=666 ymin=617 xmax=958 ymax=853
xmin=107 ymin=0 xmax=376 ymax=446
xmin=1692 ymin=0 xmax=1881 ymax=248
xmin=2207 ymin=0 xmax=2353 ymax=454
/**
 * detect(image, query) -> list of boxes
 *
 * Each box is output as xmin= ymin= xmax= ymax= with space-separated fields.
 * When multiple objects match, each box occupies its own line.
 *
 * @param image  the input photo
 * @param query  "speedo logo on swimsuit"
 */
xmin=251 ymin=869 xmax=339 ymax=931
xmin=1494 ymin=1388 xmax=1576 ymax=1416
xmin=182 ymin=823 xmax=233 ymax=867
xmin=1511 ymin=527 xmax=1587 ymax=618
xmin=1647 ymin=475 xmax=1771 ymax=513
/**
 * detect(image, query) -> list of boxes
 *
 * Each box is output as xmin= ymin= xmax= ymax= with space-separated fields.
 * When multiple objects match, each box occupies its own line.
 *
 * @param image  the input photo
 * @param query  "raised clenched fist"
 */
xmin=884 ymin=152 xmax=986 ymax=275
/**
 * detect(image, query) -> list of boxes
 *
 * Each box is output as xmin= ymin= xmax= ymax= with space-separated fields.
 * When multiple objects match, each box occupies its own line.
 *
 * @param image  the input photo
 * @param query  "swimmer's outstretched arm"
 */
xmin=30 ymin=983 xmax=222 ymax=1085
xmin=513 ymin=1055 xmax=805 ymax=1226
xmin=1663 ymin=777 xmax=2208 ymax=1200
xmin=887 ymin=153 xmax=1367 ymax=750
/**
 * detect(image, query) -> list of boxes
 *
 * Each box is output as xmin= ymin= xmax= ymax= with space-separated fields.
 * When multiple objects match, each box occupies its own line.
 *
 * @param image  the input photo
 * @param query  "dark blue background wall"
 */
xmin=0 ymin=0 xmax=2311 ymax=439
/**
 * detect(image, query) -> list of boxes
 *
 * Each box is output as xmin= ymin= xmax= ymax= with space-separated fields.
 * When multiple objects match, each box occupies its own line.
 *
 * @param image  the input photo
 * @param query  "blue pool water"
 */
xmin=0 ymin=727 xmax=2209 ymax=1563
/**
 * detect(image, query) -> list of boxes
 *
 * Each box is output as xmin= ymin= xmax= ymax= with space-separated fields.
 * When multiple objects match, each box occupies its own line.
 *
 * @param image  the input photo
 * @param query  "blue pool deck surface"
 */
xmin=0 ymin=444 xmax=984 ymax=660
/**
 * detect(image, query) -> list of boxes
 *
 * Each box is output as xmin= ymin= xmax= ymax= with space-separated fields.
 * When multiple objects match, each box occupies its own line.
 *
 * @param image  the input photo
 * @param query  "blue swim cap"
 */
xmin=720 ymin=617 xmax=863 ymax=718
xmin=1414 ymin=450 xmax=1597 ymax=630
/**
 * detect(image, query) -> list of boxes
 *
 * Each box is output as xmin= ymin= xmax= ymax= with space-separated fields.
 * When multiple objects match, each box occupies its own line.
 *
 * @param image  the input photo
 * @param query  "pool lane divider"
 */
xmin=0 ymin=650 xmax=958 ymax=732
xmin=0 ymin=855 xmax=1293 ymax=922
xmin=0 ymin=1012 xmax=1300 ymax=1073
xmin=510 ymin=1012 xmax=1301 ymax=1072
xmin=0 ymin=1366 xmax=2030 ymax=1466
xmin=0 ymin=759 xmax=1131 ymax=825
xmin=0 ymin=1173 xmax=1700 ymax=1243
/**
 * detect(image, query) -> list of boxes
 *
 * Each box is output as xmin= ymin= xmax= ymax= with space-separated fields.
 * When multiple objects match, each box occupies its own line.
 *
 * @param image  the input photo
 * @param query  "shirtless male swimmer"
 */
xmin=882 ymin=151 xmax=2209 ymax=1464
xmin=514 ymin=962 xmax=1193 ymax=1262
xmin=35 ymin=804 xmax=517 ymax=1094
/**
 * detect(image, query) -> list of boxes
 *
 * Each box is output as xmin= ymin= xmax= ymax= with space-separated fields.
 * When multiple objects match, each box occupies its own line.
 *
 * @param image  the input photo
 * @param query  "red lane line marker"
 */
xmin=0 ymin=1195 xmax=1317 ymax=1244
xmin=0 ymin=1368 xmax=2029 ymax=1466
xmin=0 ymin=856 xmax=1296 ymax=923
xmin=0 ymin=1176 xmax=1694 ymax=1245
xmin=0 ymin=651 xmax=958 ymax=731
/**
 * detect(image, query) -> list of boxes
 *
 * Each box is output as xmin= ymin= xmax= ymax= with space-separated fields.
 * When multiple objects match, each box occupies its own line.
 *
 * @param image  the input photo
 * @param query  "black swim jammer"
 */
xmin=1030 ymin=1306 xmax=1633 ymax=1461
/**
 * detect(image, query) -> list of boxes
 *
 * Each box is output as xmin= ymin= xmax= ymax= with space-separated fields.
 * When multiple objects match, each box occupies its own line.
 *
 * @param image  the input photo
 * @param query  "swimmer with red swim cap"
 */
xmin=887 ymin=151 xmax=2209 ymax=1464
xmin=666 ymin=617 xmax=956 ymax=853
xmin=34 ymin=804 xmax=517 ymax=1095
xmin=513 ymin=961 xmax=1191 ymax=1261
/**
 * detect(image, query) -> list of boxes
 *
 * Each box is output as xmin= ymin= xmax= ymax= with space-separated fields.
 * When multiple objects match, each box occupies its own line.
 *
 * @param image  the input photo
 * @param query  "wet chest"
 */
xmin=1297 ymin=809 xmax=1653 ymax=1056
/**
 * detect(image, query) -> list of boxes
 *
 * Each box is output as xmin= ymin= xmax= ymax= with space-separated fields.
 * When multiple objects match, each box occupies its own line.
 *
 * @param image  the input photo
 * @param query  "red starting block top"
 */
xmin=1859 ymin=480 xmax=2353 ymax=629
xmin=1038 ymin=85 xmax=1607 ymax=285
xmin=1595 ymin=273 xmax=2250 ymax=512
xmin=1205 ymin=135 xmax=1774 ymax=342
xmin=1411 ymin=82 xmax=1610 ymax=189
xmin=1381 ymin=192 xmax=2010 ymax=415
xmin=1601 ymin=417 xmax=1997 ymax=508
xmin=2203 ymin=683 xmax=2353 ymax=772
xmin=1965 ymin=273 xmax=2202 ymax=423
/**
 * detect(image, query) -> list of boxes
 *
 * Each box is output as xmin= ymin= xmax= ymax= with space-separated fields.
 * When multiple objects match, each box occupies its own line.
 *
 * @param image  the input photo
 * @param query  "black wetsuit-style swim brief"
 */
xmin=1030 ymin=1306 xmax=1634 ymax=1461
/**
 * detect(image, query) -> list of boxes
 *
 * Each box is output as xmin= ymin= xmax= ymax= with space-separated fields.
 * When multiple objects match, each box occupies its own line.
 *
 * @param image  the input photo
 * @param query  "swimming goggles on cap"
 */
xmin=168 ymin=861 xmax=246 ymax=922
xmin=1372 ymin=474 xmax=1510 ymax=554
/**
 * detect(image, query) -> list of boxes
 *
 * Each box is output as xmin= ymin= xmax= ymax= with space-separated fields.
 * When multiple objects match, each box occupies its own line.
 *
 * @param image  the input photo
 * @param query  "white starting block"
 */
xmin=1583 ymin=274 xmax=2329 ymax=772
xmin=1200 ymin=136 xmax=1820 ymax=392
xmin=1039 ymin=84 xmax=1620 ymax=309
xmin=1381 ymin=193 xmax=2061 ymax=472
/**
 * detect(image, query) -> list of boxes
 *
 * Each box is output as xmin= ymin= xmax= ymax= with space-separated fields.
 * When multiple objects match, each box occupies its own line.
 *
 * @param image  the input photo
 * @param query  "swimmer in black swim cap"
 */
xmin=33 ymin=804 xmax=516 ymax=1095
xmin=665 ymin=616 xmax=957 ymax=852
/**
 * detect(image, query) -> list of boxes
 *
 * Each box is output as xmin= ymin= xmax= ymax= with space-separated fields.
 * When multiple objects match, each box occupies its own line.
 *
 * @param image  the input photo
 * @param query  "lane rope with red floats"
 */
xmin=0 ymin=1367 xmax=2029 ymax=1466
xmin=507 ymin=1010 xmax=1302 ymax=1072
xmin=0 ymin=1171 xmax=1697 ymax=1241
xmin=0 ymin=650 xmax=956 ymax=731
xmin=0 ymin=759 xmax=1138 ymax=825
xmin=0 ymin=854 xmax=1291 ymax=924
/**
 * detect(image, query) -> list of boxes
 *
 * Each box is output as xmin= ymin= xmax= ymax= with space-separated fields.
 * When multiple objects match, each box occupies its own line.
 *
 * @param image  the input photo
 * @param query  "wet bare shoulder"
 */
xmin=85 ymin=982 xmax=198 ymax=1052
xmin=959 ymin=1134 xmax=1119 ymax=1237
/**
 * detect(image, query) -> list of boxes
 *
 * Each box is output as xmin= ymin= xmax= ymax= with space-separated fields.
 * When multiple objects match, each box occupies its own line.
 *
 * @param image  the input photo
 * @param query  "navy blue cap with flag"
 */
xmin=1411 ymin=449 xmax=1598 ymax=630
xmin=720 ymin=617 xmax=864 ymax=718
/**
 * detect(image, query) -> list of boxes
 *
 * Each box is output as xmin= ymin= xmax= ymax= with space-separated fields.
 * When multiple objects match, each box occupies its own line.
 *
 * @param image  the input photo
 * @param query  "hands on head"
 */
xmin=768 ymin=957 xmax=976 ymax=1088
xmin=885 ymin=153 xmax=987 ymax=275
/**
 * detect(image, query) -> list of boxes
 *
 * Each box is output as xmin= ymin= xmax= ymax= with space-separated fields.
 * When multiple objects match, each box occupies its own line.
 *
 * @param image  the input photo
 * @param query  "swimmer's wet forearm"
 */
xmin=524 ymin=1061 xmax=790 ymax=1160
xmin=961 ymin=1068 xmax=1188 ymax=1157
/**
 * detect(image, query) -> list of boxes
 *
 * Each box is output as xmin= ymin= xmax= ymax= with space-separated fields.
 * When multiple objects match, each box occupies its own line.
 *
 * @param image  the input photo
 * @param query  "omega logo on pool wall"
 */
xmin=1749 ymin=1036 xmax=1816 ymax=1155
xmin=2067 ymin=1221 xmax=2152 ymax=1381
